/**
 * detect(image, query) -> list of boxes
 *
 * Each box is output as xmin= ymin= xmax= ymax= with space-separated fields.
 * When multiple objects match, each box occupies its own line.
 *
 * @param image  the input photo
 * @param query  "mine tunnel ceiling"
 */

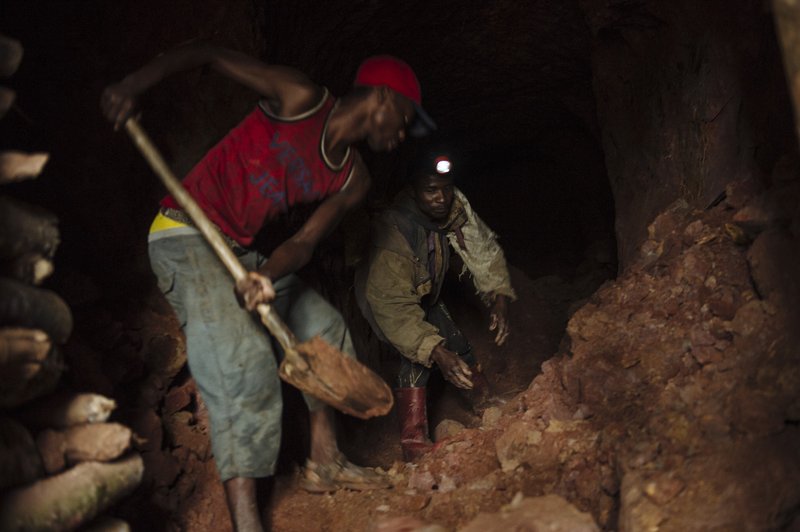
xmin=0 ymin=0 xmax=614 ymax=280
xmin=263 ymin=0 xmax=597 ymax=159
xmin=259 ymin=0 xmax=609 ymax=272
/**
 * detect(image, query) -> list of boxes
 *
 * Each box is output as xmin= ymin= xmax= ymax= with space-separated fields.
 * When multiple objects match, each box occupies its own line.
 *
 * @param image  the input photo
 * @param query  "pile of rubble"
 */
xmin=367 ymin=171 xmax=800 ymax=531
xmin=489 ymin=172 xmax=800 ymax=529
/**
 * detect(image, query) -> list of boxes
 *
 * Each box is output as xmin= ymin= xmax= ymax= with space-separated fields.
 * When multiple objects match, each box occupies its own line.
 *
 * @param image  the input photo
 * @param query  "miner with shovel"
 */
xmin=102 ymin=42 xmax=435 ymax=531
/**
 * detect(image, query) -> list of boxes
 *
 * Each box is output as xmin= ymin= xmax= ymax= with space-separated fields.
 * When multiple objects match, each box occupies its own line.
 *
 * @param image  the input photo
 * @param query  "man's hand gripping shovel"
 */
xmin=124 ymin=118 xmax=393 ymax=419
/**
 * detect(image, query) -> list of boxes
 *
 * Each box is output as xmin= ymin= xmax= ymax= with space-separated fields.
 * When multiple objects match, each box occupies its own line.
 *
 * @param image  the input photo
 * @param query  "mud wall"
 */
xmin=580 ymin=0 xmax=798 ymax=269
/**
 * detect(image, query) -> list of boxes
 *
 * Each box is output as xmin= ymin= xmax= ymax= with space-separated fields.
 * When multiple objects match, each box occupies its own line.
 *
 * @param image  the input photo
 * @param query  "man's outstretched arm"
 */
xmin=101 ymin=42 xmax=320 ymax=129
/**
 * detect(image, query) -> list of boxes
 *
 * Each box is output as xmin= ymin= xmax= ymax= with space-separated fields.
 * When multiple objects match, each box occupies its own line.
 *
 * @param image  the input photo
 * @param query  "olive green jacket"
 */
xmin=355 ymin=187 xmax=516 ymax=367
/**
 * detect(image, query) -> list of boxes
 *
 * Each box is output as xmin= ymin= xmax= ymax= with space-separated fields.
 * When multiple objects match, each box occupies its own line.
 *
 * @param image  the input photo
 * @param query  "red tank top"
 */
xmin=162 ymin=89 xmax=354 ymax=246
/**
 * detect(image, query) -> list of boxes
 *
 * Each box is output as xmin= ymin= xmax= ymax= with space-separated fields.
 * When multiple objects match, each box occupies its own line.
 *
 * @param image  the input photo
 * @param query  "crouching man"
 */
xmin=355 ymin=152 xmax=516 ymax=461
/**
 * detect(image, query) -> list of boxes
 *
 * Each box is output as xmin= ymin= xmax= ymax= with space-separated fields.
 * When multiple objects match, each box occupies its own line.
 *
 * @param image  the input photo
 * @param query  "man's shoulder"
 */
xmin=377 ymin=205 xmax=415 ymax=227
xmin=453 ymin=186 xmax=469 ymax=202
xmin=258 ymin=85 xmax=329 ymax=120
xmin=371 ymin=207 xmax=421 ymax=256
xmin=452 ymin=187 xmax=474 ymax=212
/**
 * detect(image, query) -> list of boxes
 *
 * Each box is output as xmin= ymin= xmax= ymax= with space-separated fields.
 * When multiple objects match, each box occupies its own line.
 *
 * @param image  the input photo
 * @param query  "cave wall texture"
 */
xmin=2 ymin=0 xmax=800 ymax=530
xmin=582 ymin=0 xmax=797 ymax=268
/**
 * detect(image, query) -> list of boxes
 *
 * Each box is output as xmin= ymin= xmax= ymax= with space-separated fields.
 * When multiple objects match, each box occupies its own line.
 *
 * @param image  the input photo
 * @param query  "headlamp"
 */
xmin=434 ymin=156 xmax=451 ymax=175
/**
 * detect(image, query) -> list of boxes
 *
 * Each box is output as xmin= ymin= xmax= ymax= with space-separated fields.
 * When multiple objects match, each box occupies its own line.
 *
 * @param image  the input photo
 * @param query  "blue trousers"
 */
xmin=149 ymin=228 xmax=355 ymax=481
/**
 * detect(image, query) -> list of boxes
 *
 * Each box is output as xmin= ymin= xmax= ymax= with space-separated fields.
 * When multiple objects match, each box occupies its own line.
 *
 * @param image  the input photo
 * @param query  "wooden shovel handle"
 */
xmin=124 ymin=118 xmax=300 ymax=357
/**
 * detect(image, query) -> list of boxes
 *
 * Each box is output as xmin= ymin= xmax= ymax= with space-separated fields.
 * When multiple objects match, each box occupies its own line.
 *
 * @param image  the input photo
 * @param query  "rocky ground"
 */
xmin=262 ymin=175 xmax=800 ymax=531
xmin=56 ymin=175 xmax=800 ymax=531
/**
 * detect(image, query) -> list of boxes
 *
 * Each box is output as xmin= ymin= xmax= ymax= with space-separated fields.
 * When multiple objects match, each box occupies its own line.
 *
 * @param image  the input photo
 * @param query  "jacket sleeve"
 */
xmin=448 ymin=189 xmax=517 ymax=304
xmin=364 ymin=247 xmax=443 ymax=367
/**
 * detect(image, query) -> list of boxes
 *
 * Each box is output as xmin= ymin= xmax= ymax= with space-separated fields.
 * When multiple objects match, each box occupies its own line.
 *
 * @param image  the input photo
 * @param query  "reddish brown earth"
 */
xmin=57 ymin=175 xmax=800 ymax=531
xmin=262 ymin=265 xmax=571 ymax=532
xmin=84 ymin=244 xmax=577 ymax=531
xmin=260 ymin=177 xmax=799 ymax=531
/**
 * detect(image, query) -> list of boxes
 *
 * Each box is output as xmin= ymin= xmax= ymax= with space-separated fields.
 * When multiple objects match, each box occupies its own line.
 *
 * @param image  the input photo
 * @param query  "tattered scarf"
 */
xmin=396 ymin=191 xmax=468 ymax=284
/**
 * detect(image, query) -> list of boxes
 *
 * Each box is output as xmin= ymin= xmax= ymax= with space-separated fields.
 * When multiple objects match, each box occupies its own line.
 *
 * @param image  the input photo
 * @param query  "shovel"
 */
xmin=124 ymin=117 xmax=393 ymax=419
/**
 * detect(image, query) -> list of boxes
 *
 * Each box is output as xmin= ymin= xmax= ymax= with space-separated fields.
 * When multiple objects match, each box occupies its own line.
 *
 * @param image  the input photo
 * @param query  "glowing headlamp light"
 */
xmin=434 ymin=156 xmax=452 ymax=174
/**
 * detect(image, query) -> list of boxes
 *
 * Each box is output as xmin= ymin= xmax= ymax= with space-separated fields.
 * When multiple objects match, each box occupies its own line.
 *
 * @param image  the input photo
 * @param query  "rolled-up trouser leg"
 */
xmin=396 ymin=300 xmax=475 ymax=388
xmin=271 ymin=273 xmax=356 ymax=412
xmin=149 ymin=232 xmax=283 ymax=481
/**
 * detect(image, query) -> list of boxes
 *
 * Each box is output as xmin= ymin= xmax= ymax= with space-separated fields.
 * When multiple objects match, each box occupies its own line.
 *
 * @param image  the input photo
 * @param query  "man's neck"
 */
xmin=324 ymin=97 xmax=368 ymax=165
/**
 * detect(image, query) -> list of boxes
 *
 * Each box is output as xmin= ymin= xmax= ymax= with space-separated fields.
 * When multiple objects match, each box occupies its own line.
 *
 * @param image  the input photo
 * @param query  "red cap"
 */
xmin=355 ymin=55 xmax=421 ymax=104
xmin=354 ymin=55 xmax=436 ymax=136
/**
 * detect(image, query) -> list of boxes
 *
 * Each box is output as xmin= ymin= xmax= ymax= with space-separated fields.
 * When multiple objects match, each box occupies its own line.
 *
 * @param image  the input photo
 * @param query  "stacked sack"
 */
xmin=0 ymin=33 xmax=143 ymax=532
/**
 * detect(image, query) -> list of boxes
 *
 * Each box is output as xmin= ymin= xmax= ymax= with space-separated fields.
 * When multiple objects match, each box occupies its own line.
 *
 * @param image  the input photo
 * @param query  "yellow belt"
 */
xmin=149 ymin=212 xmax=188 ymax=234
xmin=149 ymin=210 xmax=244 ymax=252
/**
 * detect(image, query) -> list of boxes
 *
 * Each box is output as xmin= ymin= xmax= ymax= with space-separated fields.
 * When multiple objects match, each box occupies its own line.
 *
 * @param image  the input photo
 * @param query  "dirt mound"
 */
xmin=266 ymin=177 xmax=800 ymax=531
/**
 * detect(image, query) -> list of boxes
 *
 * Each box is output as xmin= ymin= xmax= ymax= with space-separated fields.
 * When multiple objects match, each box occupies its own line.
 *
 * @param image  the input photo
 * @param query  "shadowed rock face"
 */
xmin=582 ymin=0 xmax=796 ymax=269
xmin=1 ymin=0 xmax=799 ymax=530
xmin=509 ymin=179 xmax=800 ymax=529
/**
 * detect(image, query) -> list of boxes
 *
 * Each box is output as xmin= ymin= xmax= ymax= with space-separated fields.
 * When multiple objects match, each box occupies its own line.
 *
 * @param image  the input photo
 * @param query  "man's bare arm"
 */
xmin=489 ymin=294 xmax=510 ymax=346
xmin=235 ymin=155 xmax=371 ymax=310
xmin=101 ymin=42 xmax=319 ymax=129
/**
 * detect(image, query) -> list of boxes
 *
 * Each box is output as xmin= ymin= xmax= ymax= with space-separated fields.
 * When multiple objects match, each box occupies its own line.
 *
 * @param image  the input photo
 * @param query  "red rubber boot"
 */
xmin=395 ymin=387 xmax=435 ymax=462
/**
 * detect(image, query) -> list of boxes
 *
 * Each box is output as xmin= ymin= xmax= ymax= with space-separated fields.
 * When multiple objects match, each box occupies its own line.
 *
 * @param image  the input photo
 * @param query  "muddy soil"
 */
xmin=261 ymin=266 xmax=602 ymax=531
xmin=89 ymin=180 xmax=800 ymax=532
